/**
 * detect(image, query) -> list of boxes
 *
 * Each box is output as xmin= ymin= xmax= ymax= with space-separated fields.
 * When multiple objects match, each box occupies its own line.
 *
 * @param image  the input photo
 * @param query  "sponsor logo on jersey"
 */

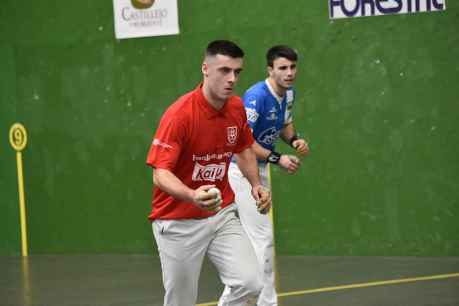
xmin=192 ymin=162 xmax=226 ymax=182
xmin=249 ymin=100 xmax=257 ymax=106
xmin=246 ymin=108 xmax=259 ymax=123
xmin=152 ymin=138 xmax=173 ymax=149
xmin=257 ymin=127 xmax=280 ymax=145
xmin=192 ymin=152 xmax=232 ymax=161
xmin=227 ymin=126 xmax=238 ymax=145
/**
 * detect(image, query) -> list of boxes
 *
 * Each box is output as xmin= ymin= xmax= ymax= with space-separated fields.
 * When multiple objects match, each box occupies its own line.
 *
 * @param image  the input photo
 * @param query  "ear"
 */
xmin=267 ymin=66 xmax=273 ymax=77
xmin=202 ymin=62 xmax=209 ymax=77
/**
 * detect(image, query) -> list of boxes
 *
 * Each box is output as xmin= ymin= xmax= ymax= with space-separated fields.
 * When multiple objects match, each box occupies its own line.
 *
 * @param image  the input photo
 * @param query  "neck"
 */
xmin=268 ymin=78 xmax=286 ymax=98
xmin=202 ymin=82 xmax=225 ymax=110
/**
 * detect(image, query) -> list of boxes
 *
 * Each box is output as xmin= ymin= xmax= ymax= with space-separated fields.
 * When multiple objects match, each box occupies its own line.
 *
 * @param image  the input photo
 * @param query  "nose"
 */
xmin=227 ymin=71 xmax=237 ymax=84
xmin=287 ymin=67 xmax=296 ymax=79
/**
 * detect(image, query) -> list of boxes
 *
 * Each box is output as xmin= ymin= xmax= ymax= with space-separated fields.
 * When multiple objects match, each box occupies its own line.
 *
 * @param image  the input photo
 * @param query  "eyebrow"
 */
xmin=278 ymin=64 xmax=296 ymax=68
xmin=218 ymin=66 xmax=243 ymax=73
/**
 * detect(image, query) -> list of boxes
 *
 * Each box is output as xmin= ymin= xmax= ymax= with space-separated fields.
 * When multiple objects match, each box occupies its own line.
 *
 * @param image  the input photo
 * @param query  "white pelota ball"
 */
xmin=208 ymin=187 xmax=222 ymax=206
xmin=208 ymin=187 xmax=221 ymax=197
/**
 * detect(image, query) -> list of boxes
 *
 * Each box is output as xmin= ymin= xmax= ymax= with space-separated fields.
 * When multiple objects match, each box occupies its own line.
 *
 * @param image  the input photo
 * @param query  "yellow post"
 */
xmin=9 ymin=123 xmax=29 ymax=257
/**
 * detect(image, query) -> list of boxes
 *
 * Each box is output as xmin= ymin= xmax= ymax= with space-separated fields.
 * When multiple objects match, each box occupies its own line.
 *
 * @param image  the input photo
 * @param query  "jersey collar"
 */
xmin=265 ymin=79 xmax=283 ymax=104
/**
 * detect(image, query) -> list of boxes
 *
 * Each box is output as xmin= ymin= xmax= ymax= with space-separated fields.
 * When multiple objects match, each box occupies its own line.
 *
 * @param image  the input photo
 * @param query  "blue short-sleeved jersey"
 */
xmin=243 ymin=79 xmax=295 ymax=155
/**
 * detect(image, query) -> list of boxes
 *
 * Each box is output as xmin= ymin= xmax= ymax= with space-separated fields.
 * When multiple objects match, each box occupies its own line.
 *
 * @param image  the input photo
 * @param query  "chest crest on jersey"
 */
xmin=227 ymin=126 xmax=238 ymax=145
xmin=267 ymin=106 xmax=278 ymax=121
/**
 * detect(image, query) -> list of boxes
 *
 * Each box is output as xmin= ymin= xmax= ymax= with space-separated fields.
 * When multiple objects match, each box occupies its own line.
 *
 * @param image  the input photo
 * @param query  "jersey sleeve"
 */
xmin=233 ymin=103 xmax=255 ymax=154
xmin=284 ymin=89 xmax=295 ymax=125
xmin=242 ymin=90 xmax=264 ymax=130
xmin=146 ymin=115 xmax=185 ymax=170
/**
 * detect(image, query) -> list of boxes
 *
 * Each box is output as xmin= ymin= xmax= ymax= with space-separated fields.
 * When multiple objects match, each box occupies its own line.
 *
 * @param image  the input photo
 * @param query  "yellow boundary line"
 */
xmin=196 ymin=272 xmax=459 ymax=306
xmin=277 ymin=272 xmax=459 ymax=297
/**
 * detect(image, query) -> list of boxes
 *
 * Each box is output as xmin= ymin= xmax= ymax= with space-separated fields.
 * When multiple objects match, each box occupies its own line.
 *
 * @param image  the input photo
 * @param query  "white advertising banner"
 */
xmin=113 ymin=0 xmax=179 ymax=39
xmin=329 ymin=0 xmax=446 ymax=19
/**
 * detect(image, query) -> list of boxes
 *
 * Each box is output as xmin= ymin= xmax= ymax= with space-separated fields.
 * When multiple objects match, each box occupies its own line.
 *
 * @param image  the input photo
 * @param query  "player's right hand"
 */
xmin=251 ymin=185 xmax=272 ymax=214
xmin=292 ymin=138 xmax=310 ymax=156
xmin=192 ymin=185 xmax=222 ymax=212
xmin=278 ymin=154 xmax=301 ymax=174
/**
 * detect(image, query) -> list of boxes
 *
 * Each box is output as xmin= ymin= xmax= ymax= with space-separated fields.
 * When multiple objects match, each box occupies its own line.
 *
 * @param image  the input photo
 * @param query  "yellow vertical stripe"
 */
xmin=16 ymin=151 xmax=29 ymax=257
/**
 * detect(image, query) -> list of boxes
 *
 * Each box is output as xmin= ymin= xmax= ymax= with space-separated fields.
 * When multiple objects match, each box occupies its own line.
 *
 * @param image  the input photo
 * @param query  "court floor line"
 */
xmin=196 ymin=272 xmax=459 ymax=306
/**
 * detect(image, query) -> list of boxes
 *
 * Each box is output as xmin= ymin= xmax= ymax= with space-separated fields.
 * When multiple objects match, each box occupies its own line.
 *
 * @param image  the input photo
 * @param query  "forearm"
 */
xmin=280 ymin=122 xmax=296 ymax=144
xmin=251 ymin=141 xmax=273 ymax=161
xmin=152 ymin=168 xmax=195 ymax=202
xmin=235 ymin=147 xmax=262 ymax=188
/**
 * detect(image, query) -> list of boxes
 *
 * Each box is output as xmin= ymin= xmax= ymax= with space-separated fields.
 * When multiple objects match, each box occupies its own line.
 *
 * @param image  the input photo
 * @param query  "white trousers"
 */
xmin=153 ymin=203 xmax=262 ymax=306
xmin=220 ymin=163 xmax=278 ymax=306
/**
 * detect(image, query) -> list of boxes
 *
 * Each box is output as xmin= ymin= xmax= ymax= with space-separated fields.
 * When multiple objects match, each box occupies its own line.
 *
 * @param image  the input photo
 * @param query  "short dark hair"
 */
xmin=266 ymin=45 xmax=298 ymax=67
xmin=206 ymin=40 xmax=244 ymax=59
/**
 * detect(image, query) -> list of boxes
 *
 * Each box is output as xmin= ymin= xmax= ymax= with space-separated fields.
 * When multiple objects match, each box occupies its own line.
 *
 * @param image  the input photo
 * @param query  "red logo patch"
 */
xmin=227 ymin=126 xmax=238 ymax=144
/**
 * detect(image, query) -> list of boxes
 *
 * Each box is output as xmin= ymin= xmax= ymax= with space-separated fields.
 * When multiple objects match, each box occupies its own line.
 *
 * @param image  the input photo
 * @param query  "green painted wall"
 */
xmin=1 ymin=1 xmax=458 ymax=255
xmin=0 ymin=42 xmax=20 ymax=255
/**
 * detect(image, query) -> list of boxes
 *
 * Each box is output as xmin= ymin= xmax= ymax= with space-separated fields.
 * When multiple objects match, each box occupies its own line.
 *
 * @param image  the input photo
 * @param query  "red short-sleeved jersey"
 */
xmin=146 ymin=84 xmax=254 ymax=220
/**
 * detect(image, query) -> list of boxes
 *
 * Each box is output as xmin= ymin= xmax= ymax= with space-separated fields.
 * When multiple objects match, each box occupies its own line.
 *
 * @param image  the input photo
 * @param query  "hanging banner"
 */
xmin=113 ymin=0 xmax=179 ymax=39
xmin=329 ymin=0 xmax=446 ymax=19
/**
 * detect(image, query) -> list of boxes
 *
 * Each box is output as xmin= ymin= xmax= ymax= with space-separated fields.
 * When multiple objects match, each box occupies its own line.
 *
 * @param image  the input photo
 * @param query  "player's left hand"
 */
xmin=251 ymin=185 xmax=272 ymax=214
xmin=292 ymin=138 xmax=309 ymax=156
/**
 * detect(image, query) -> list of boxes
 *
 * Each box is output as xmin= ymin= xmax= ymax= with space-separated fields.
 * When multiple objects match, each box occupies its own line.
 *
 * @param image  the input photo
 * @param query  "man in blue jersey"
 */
xmin=219 ymin=45 xmax=309 ymax=306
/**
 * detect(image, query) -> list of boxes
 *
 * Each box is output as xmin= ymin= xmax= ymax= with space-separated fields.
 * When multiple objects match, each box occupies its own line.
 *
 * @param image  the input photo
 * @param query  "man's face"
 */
xmin=268 ymin=57 xmax=297 ymax=90
xmin=202 ymin=54 xmax=243 ymax=102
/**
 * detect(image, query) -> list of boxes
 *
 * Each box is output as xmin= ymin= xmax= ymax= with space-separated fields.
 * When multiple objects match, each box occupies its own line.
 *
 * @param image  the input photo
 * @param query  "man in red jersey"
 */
xmin=146 ymin=40 xmax=272 ymax=306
